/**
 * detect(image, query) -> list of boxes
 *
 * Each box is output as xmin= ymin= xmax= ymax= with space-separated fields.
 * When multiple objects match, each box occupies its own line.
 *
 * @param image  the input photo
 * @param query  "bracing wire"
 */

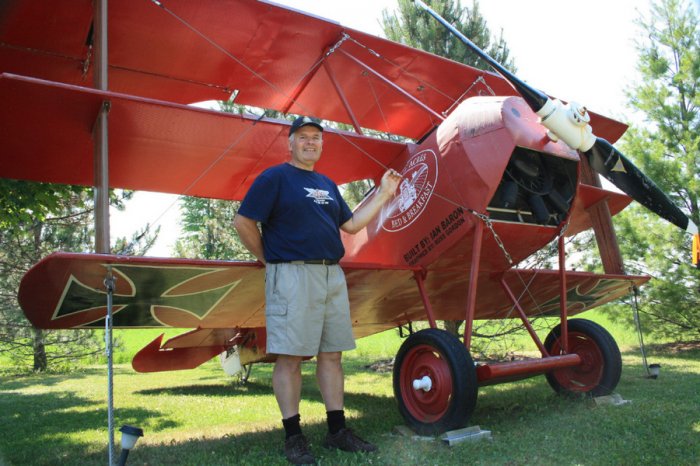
xmin=138 ymin=0 xmax=533 ymax=290
xmin=120 ymin=0 xmax=466 ymax=252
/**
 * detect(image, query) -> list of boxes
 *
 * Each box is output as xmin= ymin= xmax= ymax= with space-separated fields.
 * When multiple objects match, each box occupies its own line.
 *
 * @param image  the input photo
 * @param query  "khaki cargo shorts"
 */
xmin=265 ymin=263 xmax=356 ymax=356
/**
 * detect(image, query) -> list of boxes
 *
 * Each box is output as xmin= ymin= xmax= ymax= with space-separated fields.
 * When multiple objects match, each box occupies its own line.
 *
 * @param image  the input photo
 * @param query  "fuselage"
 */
xmin=343 ymin=95 xmax=580 ymax=274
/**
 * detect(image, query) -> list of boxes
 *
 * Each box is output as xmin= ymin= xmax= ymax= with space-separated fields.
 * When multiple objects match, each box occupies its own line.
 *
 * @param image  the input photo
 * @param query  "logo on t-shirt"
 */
xmin=304 ymin=188 xmax=334 ymax=205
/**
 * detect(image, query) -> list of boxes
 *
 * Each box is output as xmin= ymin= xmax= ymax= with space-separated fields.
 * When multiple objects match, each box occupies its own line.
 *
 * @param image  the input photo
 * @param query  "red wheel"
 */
xmin=545 ymin=319 xmax=621 ymax=396
xmin=393 ymin=328 xmax=477 ymax=435
xmin=398 ymin=343 xmax=454 ymax=422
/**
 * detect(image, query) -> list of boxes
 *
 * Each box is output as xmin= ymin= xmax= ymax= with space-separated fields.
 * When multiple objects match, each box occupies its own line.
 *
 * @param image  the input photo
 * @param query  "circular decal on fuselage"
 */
xmin=382 ymin=149 xmax=438 ymax=232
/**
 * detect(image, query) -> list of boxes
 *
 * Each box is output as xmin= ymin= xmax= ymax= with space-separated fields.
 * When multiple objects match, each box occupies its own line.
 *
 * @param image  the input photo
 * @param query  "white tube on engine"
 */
xmin=536 ymin=98 xmax=597 ymax=152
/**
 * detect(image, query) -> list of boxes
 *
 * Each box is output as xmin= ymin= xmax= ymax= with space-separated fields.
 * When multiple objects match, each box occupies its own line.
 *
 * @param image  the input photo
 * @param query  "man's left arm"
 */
xmin=341 ymin=169 xmax=401 ymax=234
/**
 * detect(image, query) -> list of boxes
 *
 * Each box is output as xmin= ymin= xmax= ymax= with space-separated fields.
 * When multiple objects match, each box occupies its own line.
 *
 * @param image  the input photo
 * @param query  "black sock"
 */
xmin=282 ymin=414 xmax=302 ymax=439
xmin=326 ymin=409 xmax=346 ymax=435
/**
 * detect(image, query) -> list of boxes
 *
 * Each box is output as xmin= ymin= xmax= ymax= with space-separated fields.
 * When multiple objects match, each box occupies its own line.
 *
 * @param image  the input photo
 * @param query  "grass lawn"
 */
xmin=1 ymin=318 xmax=699 ymax=465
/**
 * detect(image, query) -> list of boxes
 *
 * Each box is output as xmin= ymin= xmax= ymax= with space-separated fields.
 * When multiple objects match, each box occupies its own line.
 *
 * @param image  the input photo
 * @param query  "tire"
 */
xmin=544 ymin=319 xmax=621 ymax=397
xmin=392 ymin=328 xmax=478 ymax=435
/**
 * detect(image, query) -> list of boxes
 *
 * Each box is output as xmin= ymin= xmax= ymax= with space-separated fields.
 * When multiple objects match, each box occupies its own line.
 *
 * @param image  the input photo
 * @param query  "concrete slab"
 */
xmin=392 ymin=425 xmax=435 ymax=442
xmin=393 ymin=425 xmax=493 ymax=446
xmin=441 ymin=426 xmax=492 ymax=446
xmin=594 ymin=393 xmax=631 ymax=406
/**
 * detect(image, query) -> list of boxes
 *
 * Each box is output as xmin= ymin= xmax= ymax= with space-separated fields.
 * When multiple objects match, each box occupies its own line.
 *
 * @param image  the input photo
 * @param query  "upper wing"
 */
xmin=0 ymin=0 xmax=626 ymax=142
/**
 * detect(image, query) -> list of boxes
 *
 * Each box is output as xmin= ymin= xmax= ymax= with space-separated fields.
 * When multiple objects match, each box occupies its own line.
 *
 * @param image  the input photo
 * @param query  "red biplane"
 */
xmin=1 ymin=0 xmax=697 ymax=435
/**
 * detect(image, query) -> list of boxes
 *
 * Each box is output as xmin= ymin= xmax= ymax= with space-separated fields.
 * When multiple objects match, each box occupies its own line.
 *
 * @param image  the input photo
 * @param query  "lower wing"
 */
xmin=18 ymin=253 xmax=647 ymax=372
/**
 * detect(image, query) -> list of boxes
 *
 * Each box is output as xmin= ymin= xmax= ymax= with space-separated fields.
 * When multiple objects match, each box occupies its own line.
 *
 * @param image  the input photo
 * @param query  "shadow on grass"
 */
xmin=132 ymin=373 xmax=395 ymax=417
xmin=74 ymin=416 xmax=400 ymax=466
xmin=206 ymin=357 xmax=698 ymax=466
xmin=0 ymin=384 xmax=400 ymax=465
xmin=5 ymin=347 xmax=699 ymax=465
xmin=620 ymin=339 xmax=700 ymax=355
xmin=135 ymin=380 xmax=273 ymax=397
xmin=0 ymin=366 xmax=106 ymax=390
xmin=0 ymin=389 xmax=178 ymax=465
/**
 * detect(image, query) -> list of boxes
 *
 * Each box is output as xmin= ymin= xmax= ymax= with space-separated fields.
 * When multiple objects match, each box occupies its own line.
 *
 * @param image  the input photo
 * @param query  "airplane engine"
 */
xmin=488 ymin=147 xmax=577 ymax=226
xmin=434 ymin=94 xmax=580 ymax=233
xmin=435 ymin=95 xmax=634 ymax=257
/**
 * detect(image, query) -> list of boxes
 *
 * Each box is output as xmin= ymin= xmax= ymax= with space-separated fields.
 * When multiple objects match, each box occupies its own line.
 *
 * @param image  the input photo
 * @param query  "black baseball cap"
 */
xmin=289 ymin=116 xmax=323 ymax=136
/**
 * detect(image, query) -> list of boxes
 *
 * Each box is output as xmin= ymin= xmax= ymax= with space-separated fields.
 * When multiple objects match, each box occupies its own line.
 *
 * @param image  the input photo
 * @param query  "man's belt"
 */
xmin=268 ymin=259 xmax=339 ymax=265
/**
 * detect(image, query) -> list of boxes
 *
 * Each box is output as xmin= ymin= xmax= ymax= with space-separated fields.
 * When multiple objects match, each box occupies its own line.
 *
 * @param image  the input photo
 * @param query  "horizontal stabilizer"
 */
xmin=132 ymin=333 xmax=224 ymax=373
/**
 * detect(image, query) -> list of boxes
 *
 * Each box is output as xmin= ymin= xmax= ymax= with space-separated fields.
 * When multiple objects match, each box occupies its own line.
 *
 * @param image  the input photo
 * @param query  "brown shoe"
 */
xmin=284 ymin=434 xmax=316 ymax=465
xmin=323 ymin=428 xmax=377 ymax=453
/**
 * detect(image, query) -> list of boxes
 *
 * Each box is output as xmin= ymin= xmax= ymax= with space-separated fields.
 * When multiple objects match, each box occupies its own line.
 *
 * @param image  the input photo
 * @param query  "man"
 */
xmin=233 ymin=116 xmax=401 ymax=464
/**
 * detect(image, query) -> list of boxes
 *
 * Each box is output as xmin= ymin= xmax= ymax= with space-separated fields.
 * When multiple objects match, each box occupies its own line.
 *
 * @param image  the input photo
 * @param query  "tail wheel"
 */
xmin=544 ymin=319 xmax=622 ymax=397
xmin=393 ymin=328 xmax=478 ymax=435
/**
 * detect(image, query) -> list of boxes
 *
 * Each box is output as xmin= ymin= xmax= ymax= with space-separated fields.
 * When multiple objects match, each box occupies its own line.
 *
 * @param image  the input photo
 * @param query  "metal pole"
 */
xmin=95 ymin=102 xmax=111 ymax=253
xmin=94 ymin=0 xmax=110 ymax=253
xmin=93 ymin=1 xmax=114 ymax=464
xmin=104 ymin=272 xmax=116 ymax=465
xmin=558 ymin=234 xmax=569 ymax=353
xmin=631 ymin=286 xmax=651 ymax=376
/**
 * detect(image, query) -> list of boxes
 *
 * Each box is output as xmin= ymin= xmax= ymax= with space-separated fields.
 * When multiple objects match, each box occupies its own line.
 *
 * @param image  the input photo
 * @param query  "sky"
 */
xmin=112 ymin=0 xmax=661 ymax=256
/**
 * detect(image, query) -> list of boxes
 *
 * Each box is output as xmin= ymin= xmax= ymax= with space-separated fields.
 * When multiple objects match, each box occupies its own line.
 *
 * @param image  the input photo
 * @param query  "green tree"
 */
xmin=0 ymin=182 xmax=100 ymax=371
xmin=0 ymin=181 xmax=85 ymax=230
xmin=342 ymin=179 xmax=375 ymax=209
xmin=0 ymin=180 xmax=156 ymax=371
xmin=175 ymin=196 xmax=253 ymax=260
xmin=609 ymin=0 xmax=699 ymax=339
xmin=382 ymin=0 xmax=516 ymax=73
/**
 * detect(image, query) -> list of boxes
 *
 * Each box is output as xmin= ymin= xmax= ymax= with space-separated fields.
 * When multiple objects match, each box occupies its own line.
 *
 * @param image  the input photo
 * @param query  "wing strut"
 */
xmin=338 ymin=49 xmax=445 ymax=123
xmin=323 ymin=61 xmax=364 ymax=134
xmin=280 ymin=34 xmax=354 ymax=115
xmin=279 ymin=47 xmax=335 ymax=114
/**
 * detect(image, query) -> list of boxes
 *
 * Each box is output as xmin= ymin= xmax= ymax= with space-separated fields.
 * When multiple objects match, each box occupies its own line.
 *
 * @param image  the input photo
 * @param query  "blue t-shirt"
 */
xmin=238 ymin=163 xmax=354 ymax=262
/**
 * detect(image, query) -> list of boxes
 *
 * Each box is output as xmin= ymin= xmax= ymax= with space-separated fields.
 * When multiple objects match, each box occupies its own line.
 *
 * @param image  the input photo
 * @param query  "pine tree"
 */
xmin=0 ymin=183 xmax=100 ymax=371
xmin=0 ymin=181 xmax=155 ymax=371
xmin=175 ymin=196 xmax=254 ymax=260
xmin=610 ymin=0 xmax=699 ymax=339
xmin=381 ymin=0 xmax=515 ymax=73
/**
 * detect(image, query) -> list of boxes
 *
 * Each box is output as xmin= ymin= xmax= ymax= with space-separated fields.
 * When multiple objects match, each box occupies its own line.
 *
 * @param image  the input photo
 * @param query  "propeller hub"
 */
xmin=537 ymin=99 xmax=596 ymax=151
xmin=568 ymin=102 xmax=591 ymax=126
